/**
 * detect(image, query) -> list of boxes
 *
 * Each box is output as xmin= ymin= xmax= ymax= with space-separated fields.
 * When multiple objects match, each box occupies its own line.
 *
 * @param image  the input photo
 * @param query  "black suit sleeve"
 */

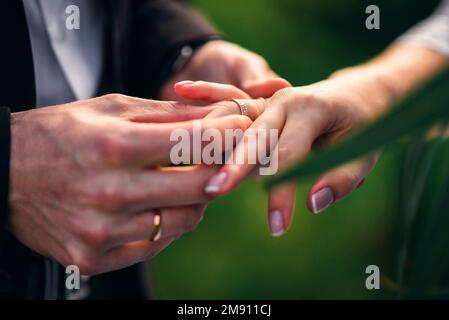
xmin=0 ymin=107 xmax=11 ymax=249
xmin=125 ymin=0 xmax=220 ymax=98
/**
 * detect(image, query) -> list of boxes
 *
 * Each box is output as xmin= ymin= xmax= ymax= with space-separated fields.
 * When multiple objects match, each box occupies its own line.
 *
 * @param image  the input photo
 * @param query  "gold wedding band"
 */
xmin=230 ymin=99 xmax=249 ymax=117
xmin=150 ymin=210 xmax=162 ymax=242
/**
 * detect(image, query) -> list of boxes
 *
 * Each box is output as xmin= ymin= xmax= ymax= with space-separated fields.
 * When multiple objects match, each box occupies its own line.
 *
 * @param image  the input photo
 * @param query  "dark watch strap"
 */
xmin=154 ymin=35 xmax=221 ymax=98
xmin=0 ymin=107 xmax=11 ymax=249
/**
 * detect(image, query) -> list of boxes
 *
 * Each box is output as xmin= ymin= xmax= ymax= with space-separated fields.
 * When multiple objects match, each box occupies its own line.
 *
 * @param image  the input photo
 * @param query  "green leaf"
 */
xmin=266 ymin=70 xmax=449 ymax=188
xmin=397 ymin=127 xmax=447 ymax=297
xmin=406 ymin=168 xmax=449 ymax=298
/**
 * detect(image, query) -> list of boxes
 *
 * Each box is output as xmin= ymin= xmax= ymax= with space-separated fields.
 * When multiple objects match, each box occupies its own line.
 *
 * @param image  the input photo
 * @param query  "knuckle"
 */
xmin=102 ymin=93 xmax=128 ymax=104
xmin=66 ymin=244 xmax=100 ymax=276
xmin=99 ymin=94 xmax=135 ymax=114
xmin=291 ymin=91 xmax=318 ymax=106
xmin=88 ymin=183 xmax=126 ymax=212
xmin=75 ymin=220 xmax=114 ymax=249
xmin=255 ymin=56 xmax=269 ymax=69
xmin=95 ymin=135 xmax=130 ymax=166
xmin=271 ymin=87 xmax=297 ymax=102
xmin=239 ymin=50 xmax=266 ymax=66
xmin=283 ymin=90 xmax=333 ymax=115
xmin=229 ymin=115 xmax=252 ymax=130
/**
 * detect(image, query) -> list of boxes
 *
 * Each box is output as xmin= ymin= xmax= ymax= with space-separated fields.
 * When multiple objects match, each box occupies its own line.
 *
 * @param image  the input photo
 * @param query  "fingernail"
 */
xmin=205 ymin=172 xmax=228 ymax=194
xmin=311 ymin=187 xmax=335 ymax=214
xmin=177 ymin=80 xmax=195 ymax=86
xmin=269 ymin=210 xmax=285 ymax=237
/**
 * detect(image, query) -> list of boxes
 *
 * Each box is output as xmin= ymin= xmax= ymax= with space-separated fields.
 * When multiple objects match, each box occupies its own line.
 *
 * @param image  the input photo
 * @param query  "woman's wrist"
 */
xmin=327 ymin=66 xmax=400 ymax=119
xmin=330 ymin=43 xmax=448 ymax=118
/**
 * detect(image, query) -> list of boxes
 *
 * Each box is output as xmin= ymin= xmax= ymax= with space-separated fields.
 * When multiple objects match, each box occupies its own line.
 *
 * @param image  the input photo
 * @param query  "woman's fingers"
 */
xmin=174 ymin=80 xmax=251 ymax=102
xmin=174 ymin=78 xmax=290 ymax=103
xmin=268 ymin=183 xmax=296 ymax=237
xmin=264 ymin=115 xmax=321 ymax=236
xmin=204 ymin=103 xmax=285 ymax=196
xmin=203 ymin=94 xmax=329 ymax=196
xmin=307 ymin=155 xmax=379 ymax=214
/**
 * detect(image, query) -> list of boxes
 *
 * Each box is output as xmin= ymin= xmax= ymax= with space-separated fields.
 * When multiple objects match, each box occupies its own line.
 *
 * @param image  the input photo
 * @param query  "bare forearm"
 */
xmin=330 ymin=43 xmax=449 ymax=117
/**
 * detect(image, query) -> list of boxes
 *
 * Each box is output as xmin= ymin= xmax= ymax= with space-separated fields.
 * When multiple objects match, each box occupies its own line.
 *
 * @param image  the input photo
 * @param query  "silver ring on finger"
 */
xmin=230 ymin=99 xmax=249 ymax=118
xmin=149 ymin=210 xmax=162 ymax=242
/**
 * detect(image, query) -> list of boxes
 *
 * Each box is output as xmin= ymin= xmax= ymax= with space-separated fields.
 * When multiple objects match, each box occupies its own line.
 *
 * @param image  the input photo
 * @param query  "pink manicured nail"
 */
xmin=311 ymin=187 xmax=335 ymax=214
xmin=204 ymin=172 xmax=228 ymax=194
xmin=176 ymin=80 xmax=195 ymax=86
xmin=269 ymin=210 xmax=285 ymax=237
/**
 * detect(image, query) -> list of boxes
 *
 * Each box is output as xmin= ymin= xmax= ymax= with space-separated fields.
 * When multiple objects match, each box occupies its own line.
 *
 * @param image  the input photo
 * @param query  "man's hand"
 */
xmin=9 ymin=94 xmax=251 ymax=275
xmin=159 ymin=40 xmax=291 ymax=101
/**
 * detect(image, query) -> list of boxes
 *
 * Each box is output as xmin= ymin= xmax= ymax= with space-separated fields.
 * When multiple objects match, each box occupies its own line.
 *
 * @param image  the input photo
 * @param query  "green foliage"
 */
xmin=150 ymin=0 xmax=444 ymax=299
xmin=266 ymin=69 xmax=449 ymax=298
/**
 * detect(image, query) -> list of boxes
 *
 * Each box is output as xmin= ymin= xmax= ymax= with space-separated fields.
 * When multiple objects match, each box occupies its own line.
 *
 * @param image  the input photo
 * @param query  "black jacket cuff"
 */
xmin=0 ymin=107 xmax=11 ymax=248
xmin=125 ymin=0 xmax=221 ymax=98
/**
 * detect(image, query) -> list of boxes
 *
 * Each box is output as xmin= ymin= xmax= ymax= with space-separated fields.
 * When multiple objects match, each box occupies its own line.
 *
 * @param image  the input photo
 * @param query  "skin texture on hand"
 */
xmin=9 ymin=94 xmax=252 ymax=275
xmin=174 ymin=43 xmax=449 ymax=237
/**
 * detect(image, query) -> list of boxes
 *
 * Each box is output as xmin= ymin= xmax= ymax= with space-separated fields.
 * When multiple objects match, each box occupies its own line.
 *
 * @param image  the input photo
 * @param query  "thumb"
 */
xmin=307 ymin=155 xmax=379 ymax=214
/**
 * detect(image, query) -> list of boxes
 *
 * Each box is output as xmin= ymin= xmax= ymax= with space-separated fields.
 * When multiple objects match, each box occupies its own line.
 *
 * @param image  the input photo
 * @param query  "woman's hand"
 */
xmin=174 ymin=43 xmax=448 ymax=237
xmin=175 ymin=77 xmax=384 ymax=236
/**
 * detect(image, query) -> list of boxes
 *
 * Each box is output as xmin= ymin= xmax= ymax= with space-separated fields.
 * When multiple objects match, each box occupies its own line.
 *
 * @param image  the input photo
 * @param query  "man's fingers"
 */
xmin=92 ymin=238 xmax=176 ymax=275
xmin=105 ymin=204 xmax=206 ymax=248
xmin=174 ymin=81 xmax=250 ymax=102
xmin=119 ymin=166 xmax=221 ymax=210
xmin=243 ymin=78 xmax=292 ymax=98
xmin=85 ymin=203 xmax=206 ymax=274
xmin=125 ymin=103 xmax=214 ymax=123
xmin=307 ymin=156 xmax=379 ymax=214
xmin=115 ymin=115 xmax=252 ymax=167
xmin=268 ymin=183 xmax=296 ymax=237
xmin=100 ymin=94 xmax=213 ymax=123
xmin=155 ymin=204 xmax=206 ymax=238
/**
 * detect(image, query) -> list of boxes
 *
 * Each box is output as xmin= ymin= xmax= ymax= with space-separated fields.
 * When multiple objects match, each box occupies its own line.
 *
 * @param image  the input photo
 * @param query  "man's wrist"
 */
xmin=0 ymin=107 xmax=11 ymax=247
xmin=171 ymin=37 xmax=220 ymax=75
xmin=154 ymin=36 xmax=221 ymax=99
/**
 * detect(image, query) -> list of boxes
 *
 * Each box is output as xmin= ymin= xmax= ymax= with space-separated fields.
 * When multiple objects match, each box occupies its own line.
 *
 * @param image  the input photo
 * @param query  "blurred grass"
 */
xmin=149 ymin=0 xmax=441 ymax=299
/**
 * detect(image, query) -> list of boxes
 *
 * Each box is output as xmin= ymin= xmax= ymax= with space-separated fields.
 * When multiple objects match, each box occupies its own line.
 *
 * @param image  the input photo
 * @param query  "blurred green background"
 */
xmin=149 ymin=0 xmax=441 ymax=299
